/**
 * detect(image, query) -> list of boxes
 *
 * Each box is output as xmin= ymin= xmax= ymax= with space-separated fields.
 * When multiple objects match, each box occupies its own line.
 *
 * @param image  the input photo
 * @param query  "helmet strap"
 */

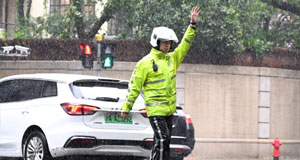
xmin=169 ymin=41 xmax=174 ymax=50
xmin=154 ymin=40 xmax=161 ymax=50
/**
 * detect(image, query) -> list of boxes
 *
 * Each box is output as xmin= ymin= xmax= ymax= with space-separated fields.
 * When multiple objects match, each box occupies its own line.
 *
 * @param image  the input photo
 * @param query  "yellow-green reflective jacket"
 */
xmin=122 ymin=26 xmax=196 ymax=117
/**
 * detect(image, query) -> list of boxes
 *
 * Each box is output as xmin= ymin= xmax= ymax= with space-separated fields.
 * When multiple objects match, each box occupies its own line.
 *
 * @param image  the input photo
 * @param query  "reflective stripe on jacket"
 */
xmin=122 ymin=26 xmax=196 ymax=117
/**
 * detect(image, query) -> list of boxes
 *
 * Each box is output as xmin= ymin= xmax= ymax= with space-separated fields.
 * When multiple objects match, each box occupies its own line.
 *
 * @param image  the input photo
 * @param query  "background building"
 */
xmin=0 ymin=0 xmax=121 ymax=39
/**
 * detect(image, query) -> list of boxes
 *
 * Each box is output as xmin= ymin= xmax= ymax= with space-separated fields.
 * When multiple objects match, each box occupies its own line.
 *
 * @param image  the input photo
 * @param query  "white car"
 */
xmin=0 ymin=73 xmax=194 ymax=160
xmin=0 ymin=73 xmax=153 ymax=159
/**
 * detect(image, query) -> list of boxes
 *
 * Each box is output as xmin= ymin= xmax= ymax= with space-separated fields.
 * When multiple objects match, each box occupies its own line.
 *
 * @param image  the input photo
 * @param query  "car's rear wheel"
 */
xmin=23 ymin=131 xmax=52 ymax=160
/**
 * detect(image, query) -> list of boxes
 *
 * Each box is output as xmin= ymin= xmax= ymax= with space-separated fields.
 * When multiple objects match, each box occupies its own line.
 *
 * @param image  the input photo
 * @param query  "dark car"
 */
xmin=136 ymin=105 xmax=195 ymax=160
xmin=170 ymin=105 xmax=195 ymax=160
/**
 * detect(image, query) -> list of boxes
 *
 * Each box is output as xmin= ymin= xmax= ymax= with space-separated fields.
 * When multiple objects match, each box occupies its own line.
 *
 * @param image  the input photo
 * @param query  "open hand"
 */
xmin=190 ymin=6 xmax=200 ymax=23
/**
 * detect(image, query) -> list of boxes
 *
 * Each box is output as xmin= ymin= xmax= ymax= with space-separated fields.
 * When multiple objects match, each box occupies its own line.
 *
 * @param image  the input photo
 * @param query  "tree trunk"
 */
xmin=73 ymin=0 xmax=86 ymax=38
xmin=5 ymin=0 xmax=8 ymax=33
xmin=85 ymin=1 xmax=120 ymax=39
xmin=263 ymin=17 xmax=270 ymax=33
xmin=74 ymin=0 xmax=121 ymax=39
xmin=0 ymin=0 xmax=3 ymax=28
xmin=26 ymin=0 xmax=32 ymax=19
xmin=17 ymin=0 xmax=25 ymax=25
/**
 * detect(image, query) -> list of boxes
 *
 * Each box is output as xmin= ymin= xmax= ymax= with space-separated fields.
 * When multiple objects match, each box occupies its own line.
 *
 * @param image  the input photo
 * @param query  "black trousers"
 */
xmin=148 ymin=115 xmax=173 ymax=160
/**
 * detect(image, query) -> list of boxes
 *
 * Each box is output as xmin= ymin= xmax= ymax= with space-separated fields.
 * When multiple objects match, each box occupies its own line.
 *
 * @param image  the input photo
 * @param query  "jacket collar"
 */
xmin=150 ymin=48 xmax=170 ymax=60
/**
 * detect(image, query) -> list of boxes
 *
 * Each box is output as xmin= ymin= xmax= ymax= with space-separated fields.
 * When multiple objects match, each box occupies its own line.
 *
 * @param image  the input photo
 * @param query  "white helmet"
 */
xmin=150 ymin=26 xmax=178 ymax=47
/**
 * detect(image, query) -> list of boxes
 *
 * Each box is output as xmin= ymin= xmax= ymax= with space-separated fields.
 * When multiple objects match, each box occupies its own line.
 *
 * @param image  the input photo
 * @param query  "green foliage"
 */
xmin=13 ymin=0 xmax=300 ymax=56
xmin=117 ymin=0 xmax=250 ymax=55
xmin=14 ymin=0 xmax=100 ymax=39
xmin=115 ymin=0 xmax=196 ymax=40
xmin=115 ymin=0 xmax=300 ymax=56
xmin=46 ymin=1 xmax=81 ymax=38
xmin=244 ymin=37 xmax=272 ymax=56
xmin=267 ymin=13 xmax=300 ymax=49
xmin=233 ymin=0 xmax=274 ymax=56
xmin=47 ymin=13 xmax=74 ymax=38
xmin=197 ymin=0 xmax=245 ymax=55
xmin=14 ymin=0 xmax=47 ymax=39
xmin=14 ymin=16 xmax=47 ymax=39
xmin=0 ymin=31 xmax=7 ymax=40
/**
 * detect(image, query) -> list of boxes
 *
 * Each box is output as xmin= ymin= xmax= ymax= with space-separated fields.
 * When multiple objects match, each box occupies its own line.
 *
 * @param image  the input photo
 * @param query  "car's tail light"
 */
xmin=140 ymin=108 xmax=148 ymax=118
xmin=184 ymin=111 xmax=193 ymax=124
xmin=144 ymin=139 xmax=153 ymax=145
xmin=143 ymin=138 xmax=153 ymax=149
xmin=61 ymin=103 xmax=99 ymax=115
xmin=175 ymin=148 xmax=188 ymax=152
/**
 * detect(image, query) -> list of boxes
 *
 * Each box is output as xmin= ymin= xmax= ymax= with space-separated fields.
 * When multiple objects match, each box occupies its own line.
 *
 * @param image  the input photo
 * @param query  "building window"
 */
xmin=50 ymin=0 xmax=69 ymax=15
xmin=50 ymin=0 xmax=95 ymax=16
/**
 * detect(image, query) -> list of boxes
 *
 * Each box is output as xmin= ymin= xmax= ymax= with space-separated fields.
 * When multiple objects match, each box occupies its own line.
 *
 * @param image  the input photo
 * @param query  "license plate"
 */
xmin=105 ymin=112 xmax=132 ymax=124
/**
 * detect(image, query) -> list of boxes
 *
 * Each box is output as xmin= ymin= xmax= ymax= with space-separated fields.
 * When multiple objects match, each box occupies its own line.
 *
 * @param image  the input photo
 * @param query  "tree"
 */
xmin=5 ymin=0 xmax=9 ymax=35
xmin=117 ymin=0 xmax=265 ymax=57
xmin=14 ymin=0 xmax=300 ymax=54
xmin=117 ymin=0 xmax=300 ymax=57
xmin=114 ymin=0 xmax=195 ymax=40
xmin=17 ymin=0 xmax=25 ymax=26
xmin=260 ymin=0 xmax=300 ymax=49
xmin=15 ymin=0 xmax=44 ymax=39
xmin=261 ymin=0 xmax=300 ymax=16
xmin=73 ymin=0 xmax=126 ymax=38
xmin=0 ymin=1 xmax=2 ymax=27
xmin=15 ymin=0 xmax=124 ymax=39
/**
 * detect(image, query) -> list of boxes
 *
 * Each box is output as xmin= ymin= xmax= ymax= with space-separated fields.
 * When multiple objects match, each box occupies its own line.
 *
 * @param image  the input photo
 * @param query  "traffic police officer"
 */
xmin=121 ymin=6 xmax=200 ymax=160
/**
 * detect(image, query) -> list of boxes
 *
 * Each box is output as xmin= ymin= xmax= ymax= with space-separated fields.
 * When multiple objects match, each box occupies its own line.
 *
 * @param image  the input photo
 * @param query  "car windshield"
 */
xmin=70 ymin=79 xmax=144 ymax=103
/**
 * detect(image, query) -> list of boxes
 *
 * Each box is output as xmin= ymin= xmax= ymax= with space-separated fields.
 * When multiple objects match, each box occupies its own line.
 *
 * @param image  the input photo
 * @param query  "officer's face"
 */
xmin=159 ymin=41 xmax=171 ymax=53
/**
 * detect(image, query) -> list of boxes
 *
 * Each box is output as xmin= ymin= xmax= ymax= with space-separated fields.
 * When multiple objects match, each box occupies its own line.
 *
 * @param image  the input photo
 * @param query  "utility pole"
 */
xmin=97 ymin=35 xmax=103 ymax=77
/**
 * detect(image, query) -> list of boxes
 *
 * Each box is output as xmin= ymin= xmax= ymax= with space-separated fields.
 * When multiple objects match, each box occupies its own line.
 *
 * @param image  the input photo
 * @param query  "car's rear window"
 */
xmin=70 ymin=79 xmax=144 ymax=103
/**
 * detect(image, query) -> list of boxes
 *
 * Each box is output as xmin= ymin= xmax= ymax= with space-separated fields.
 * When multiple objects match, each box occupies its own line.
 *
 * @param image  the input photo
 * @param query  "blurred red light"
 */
xmin=61 ymin=103 xmax=99 ymax=115
xmin=139 ymin=108 xmax=148 ymax=117
xmin=85 ymin=45 xmax=92 ymax=55
xmin=175 ymin=148 xmax=187 ymax=152
xmin=184 ymin=111 xmax=193 ymax=124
